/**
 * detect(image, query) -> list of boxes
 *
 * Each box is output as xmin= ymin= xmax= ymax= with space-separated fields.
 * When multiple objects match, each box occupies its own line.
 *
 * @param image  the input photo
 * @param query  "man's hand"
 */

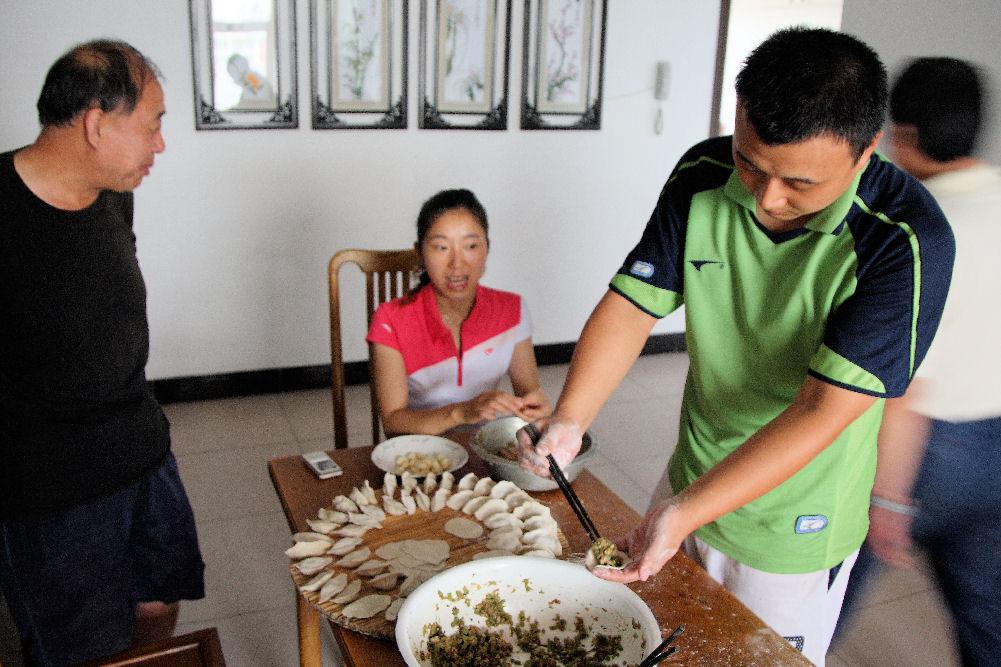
xmin=867 ymin=502 xmax=916 ymax=569
xmin=516 ymin=417 xmax=583 ymax=476
xmin=593 ymin=499 xmax=685 ymax=583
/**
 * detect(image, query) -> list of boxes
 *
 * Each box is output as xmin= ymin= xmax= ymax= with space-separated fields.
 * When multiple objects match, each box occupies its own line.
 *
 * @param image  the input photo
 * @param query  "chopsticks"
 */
xmin=637 ymin=624 xmax=685 ymax=667
xmin=523 ymin=423 xmax=601 ymax=542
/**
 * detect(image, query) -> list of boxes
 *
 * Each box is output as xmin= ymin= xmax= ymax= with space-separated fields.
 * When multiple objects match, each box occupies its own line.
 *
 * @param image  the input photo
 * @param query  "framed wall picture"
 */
xmin=189 ymin=0 xmax=298 ymax=129
xmin=419 ymin=0 xmax=512 ymax=129
xmin=521 ymin=0 xmax=606 ymax=130
xmin=311 ymin=0 xmax=408 ymax=128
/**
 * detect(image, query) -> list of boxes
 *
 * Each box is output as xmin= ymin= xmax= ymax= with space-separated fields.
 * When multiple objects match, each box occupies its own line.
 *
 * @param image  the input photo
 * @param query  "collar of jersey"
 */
xmin=724 ymin=165 xmax=864 ymax=237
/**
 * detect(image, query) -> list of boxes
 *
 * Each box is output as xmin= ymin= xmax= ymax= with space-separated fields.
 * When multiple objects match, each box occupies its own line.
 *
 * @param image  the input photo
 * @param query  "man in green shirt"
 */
xmin=520 ymin=28 xmax=954 ymax=665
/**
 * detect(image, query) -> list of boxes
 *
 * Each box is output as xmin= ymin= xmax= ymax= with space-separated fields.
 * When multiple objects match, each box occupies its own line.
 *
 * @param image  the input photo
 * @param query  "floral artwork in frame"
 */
xmin=312 ymin=0 xmax=408 ymax=128
xmin=420 ymin=0 xmax=512 ymax=129
xmin=521 ymin=0 xmax=606 ymax=130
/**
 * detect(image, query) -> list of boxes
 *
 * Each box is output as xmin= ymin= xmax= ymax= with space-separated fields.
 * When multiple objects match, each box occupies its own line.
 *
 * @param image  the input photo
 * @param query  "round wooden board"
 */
xmin=288 ymin=491 xmax=568 ymax=640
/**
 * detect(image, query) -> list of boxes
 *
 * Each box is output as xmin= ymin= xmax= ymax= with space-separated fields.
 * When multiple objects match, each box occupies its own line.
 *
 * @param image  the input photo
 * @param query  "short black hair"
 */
xmin=890 ymin=57 xmax=983 ymax=162
xmin=37 ymin=39 xmax=161 ymax=127
xmin=735 ymin=27 xmax=887 ymax=160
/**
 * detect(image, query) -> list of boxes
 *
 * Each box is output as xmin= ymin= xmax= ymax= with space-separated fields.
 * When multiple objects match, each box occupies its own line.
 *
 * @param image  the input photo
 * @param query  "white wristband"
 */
xmin=870 ymin=494 xmax=919 ymax=516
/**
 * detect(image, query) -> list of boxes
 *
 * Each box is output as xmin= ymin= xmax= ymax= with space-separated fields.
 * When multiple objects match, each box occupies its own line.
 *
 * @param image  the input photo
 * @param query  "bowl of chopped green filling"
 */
xmin=395 ymin=556 xmax=660 ymax=667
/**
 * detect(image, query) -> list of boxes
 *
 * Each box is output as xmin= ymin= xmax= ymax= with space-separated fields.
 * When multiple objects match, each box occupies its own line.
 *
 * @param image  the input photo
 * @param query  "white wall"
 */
xmin=842 ymin=0 xmax=1001 ymax=164
xmin=0 ymin=1 xmax=719 ymax=380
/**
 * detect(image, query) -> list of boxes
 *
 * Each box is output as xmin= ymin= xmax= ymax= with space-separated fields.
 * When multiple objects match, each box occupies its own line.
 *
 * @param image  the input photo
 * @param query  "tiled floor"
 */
xmin=1 ymin=353 xmax=960 ymax=666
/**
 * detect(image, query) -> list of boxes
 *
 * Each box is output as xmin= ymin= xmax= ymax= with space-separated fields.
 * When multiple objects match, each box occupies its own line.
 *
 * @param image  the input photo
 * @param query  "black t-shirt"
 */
xmin=0 ymin=149 xmax=170 ymax=519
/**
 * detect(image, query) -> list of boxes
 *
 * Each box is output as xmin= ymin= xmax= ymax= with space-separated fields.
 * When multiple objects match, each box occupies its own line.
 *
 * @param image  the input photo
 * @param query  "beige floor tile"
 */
xmin=585 ymin=454 xmax=654 ymax=515
xmin=588 ymin=397 xmax=680 ymax=484
xmin=277 ymin=387 xmax=334 ymax=442
xmin=175 ymin=442 xmax=295 ymax=522
xmin=178 ymin=511 xmax=295 ymax=625
xmin=164 ymin=394 xmax=296 ymax=454
xmin=832 ymin=586 xmax=960 ymax=667
xmin=626 ymin=352 xmax=690 ymax=401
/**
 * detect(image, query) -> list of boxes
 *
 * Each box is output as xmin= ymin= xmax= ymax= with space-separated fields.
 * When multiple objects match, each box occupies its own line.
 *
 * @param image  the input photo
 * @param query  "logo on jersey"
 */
xmin=795 ymin=515 xmax=828 ymax=534
xmin=630 ymin=261 xmax=654 ymax=278
xmin=689 ymin=260 xmax=725 ymax=271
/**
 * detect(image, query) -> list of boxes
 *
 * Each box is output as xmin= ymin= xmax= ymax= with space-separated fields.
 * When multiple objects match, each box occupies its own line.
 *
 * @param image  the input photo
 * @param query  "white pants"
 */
xmin=682 ymin=535 xmax=858 ymax=666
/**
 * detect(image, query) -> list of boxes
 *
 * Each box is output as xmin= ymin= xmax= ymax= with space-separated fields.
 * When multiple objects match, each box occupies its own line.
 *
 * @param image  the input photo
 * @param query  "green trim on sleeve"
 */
xmin=853 ymin=199 xmax=923 ymax=377
xmin=811 ymin=343 xmax=887 ymax=394
xmin=610 ymin=273 xmax=682 ymax=318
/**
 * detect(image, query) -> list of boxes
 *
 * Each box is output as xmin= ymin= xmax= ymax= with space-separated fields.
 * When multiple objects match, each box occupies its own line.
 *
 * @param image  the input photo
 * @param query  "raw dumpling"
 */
xmin=522 ymin=514 xmax=558 ymax=533
xmin=305 ymin=518 xmax=340 ymax=534
xmin=483 ymin=513 xmax=523 ymax=531
xmin=489 ymin=480 xmax=519 ymax=500
xmin=385 ymin=597 xmax=405 ymax=622
xmin=369 ymin=572 xmax=402 ymax=590
xmin=383 ymin=472 xmax=398 ymax=498
xmin=461 ymin=496 xmax=490 ymax=516
xmin=446 ymin=489 xmax=474 ymax=510
xmin=342 ymin=594 xmax=392 ymax=619
xmin=286 ymin=541 xmax=331 ymax=559
xmin=431 ymin=487 xmax=451 ymax=512
xmin=317 ymin=573 xmax=348 ymax=603
xmin=471 ymin=477 xmax=496 ymax=497
xmin=331 ymin=578 xmax=362 ymax=605
xmin=439 ymin=471 xmax=455 ymax=491
xmin=504 ymin=490 xmax=533 ymax=510
xmin=457 ymin=472 xmax=479 ymax=491
xmin=332 ymin=495 xmax=359 ymax=514
xmin=296 ymin=556 xmax=333 ymax=576
xmin=326 ymin=537 xmax=363 ymax=555
xmin=383 ymin=496 xmax=408 ymax=516
xmin=486 ymin=530 xmax=522 ymax=552
xmin=335 ymin=547 xmax=371 ymax=569
xmin=355 ymin=559 xmax=390 ymax=576
xmin=512 ymin=501 xmax=551 ymax=521
xmin=317 ymin=508 xmax=349 ymax=523
xmin=299 ymin=570 xmax=334 ymax=592
xmin=414 ymin=487 xmax=431 ymax=512
xmin=473 ymin=498 xmax=509 ymax=522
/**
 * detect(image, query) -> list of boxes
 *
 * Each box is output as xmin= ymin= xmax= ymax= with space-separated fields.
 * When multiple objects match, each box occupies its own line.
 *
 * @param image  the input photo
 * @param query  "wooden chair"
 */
xmin=74 ymin=628 xmax=225 ymax=667
xmin=328 ymin=248 xmax=419 ymax=449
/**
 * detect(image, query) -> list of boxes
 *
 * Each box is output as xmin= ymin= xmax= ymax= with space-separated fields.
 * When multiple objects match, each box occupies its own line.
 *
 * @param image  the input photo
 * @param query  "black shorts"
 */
xmin=0 ymin=453 xmax=205 ymax=666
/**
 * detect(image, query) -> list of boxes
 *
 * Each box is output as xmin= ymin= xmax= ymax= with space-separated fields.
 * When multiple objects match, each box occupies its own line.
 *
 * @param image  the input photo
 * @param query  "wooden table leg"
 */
xmin=296 ymin=590 xmax=323 ymax=667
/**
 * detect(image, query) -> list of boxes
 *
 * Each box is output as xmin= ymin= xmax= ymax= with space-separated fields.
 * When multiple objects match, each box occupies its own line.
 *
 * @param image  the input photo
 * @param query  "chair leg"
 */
xmin=296 ymin=591 xmax=323 ymax=667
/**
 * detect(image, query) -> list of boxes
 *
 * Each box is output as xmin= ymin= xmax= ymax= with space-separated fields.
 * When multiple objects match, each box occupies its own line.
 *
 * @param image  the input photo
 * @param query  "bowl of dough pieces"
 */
xmin=470 ymin=417 xmax=598 ymax=491
xmin=371 ymin=434 xmax=468 ymax=480
xmin=395 ymin=555 xmax=660 ymax=667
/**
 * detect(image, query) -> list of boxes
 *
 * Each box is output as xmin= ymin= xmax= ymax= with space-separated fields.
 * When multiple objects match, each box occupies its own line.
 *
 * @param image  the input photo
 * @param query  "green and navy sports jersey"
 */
xmin=610 ymin=136 xmax=954 ymax=574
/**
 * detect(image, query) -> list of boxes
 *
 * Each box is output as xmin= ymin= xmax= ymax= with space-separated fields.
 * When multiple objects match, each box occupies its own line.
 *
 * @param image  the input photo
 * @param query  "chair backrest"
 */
xmin=328 ymin=248 xmax=419 ymax=449
xmin=75 ymin=628 xmax=226 ymax=666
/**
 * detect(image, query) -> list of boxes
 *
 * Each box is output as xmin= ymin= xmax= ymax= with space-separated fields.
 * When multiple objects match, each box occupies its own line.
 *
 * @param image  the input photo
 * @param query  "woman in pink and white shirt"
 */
xmin=367 ymin=189 xmax=551 ymax=436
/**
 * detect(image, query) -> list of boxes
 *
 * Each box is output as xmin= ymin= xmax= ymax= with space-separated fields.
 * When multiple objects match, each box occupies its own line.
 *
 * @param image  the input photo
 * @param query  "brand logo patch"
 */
xmin=629 ymin=261 xmax=654 ymax=278
xmin=795 ymin=515 xmax=828 ymax=534
xmin=689 ymin=260 xmax=725 ymax=271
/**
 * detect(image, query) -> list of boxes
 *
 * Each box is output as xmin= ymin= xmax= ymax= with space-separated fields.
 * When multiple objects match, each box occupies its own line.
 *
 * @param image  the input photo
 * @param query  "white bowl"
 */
xmin=470 ymin=417 xmax=598 ymax=491
xmin=371 ymin=434 xmax=468 ymax=479
xmin=395 ymin=556 xmax=660 ymax=667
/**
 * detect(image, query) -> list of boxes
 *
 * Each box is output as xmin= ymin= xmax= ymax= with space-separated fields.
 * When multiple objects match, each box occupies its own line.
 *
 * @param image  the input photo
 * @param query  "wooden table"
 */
xmin=268 ymin=444 xmax=811 ymax=667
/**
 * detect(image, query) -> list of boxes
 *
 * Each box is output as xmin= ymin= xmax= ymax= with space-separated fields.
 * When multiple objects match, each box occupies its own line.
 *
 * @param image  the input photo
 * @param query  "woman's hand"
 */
xmin=592 ymin=499 xmax=686 ymax=583
xmin=452 ymin=390 xmax=531 ymax=426
xmin=516 ymin=416 xmax=583 ymax=475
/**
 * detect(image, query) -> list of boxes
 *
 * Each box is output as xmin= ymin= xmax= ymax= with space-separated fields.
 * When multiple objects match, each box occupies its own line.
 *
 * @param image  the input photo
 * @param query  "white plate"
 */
xmin=370 ymin=434 xmax=468 ymax=478
xmin=395 ymin=556 xmax=661 ymax=666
